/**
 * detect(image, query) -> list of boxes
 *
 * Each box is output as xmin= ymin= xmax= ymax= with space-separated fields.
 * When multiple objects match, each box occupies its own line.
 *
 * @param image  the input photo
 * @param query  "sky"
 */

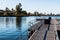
xmin=0 ymin=0 xmax=60 ymax=14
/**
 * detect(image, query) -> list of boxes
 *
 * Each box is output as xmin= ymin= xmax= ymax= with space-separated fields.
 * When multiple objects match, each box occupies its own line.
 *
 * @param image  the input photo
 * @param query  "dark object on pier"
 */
xmin=44 ymin=17 xmax=51 ymax=24
xmin=28 ymin=30 xmax=35 ymax=38
xmin=49 ymin=17 xmax=51 ymax=20
xmin=44 ymin=19 xmax=50 ymax=24
xmin=30 ymin=30 xmax=35 ymax=36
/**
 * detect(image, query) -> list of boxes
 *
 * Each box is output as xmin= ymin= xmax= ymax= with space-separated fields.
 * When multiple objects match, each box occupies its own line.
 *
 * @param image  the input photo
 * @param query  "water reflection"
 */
xmin=16 ymin=17 xmax=22 ymax=30
xmin=6 ymin=17 xmax=9 ymax=27
xmin=0 ymin=17 xmax=38 ymax=40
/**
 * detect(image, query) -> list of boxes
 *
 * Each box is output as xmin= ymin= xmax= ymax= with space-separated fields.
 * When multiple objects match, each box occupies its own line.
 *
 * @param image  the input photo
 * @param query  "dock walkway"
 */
xmin=29 ymin=19 xmax=59 ymax=40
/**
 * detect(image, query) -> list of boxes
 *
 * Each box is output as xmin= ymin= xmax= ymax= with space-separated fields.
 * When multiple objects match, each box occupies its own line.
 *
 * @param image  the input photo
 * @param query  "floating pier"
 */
xmin=28 ymin=18 xmax=59 ymax=40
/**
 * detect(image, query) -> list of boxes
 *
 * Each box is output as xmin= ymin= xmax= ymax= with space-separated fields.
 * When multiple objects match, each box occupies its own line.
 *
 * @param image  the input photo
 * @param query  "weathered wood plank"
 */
xmin=29 ymin=31 xmax=46 ymax=40
xmin=46 ymin=31 xmax=55 ymax=40
xmin=29 ymin=19 xmax=59 ymax=40
xmin=29 ymin=24 xmax=48 ymax=40
xmin=57 ymin=24 xmax=60 ymax=30
xmin=28 ymin=21 xmax=43 ymax=31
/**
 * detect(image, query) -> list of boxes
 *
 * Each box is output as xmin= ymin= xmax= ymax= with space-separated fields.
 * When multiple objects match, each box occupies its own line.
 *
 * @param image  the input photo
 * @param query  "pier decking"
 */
xmin=29 ymin=19 xmax=59 ymax=40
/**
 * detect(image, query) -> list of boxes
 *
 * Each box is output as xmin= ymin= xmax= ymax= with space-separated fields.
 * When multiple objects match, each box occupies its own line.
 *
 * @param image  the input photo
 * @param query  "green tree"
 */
xmin=4 ymin=7 xmax=11 ymax=16
xmin=34 ymin=11 xmax=39 ymax=16
xmin=6 ymin=7 xmax=10 ymax=11
xmin=15 ymin=3 xmax=22 ymax=16
xmin=21 ymin=10 xmax=27 ymax=16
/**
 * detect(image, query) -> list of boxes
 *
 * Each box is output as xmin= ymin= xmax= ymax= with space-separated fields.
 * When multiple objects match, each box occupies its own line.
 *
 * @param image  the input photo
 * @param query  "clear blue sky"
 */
xmin=0 ymin=0 xmax=60 ymax=14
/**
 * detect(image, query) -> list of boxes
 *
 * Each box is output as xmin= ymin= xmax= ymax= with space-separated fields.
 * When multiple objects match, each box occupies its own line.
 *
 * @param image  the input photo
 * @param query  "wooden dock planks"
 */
xmin=29 ymin=24 xmax=48 ymax=40
xmin=46 ymin=31 xmax=55 ymax=40
xmin=29 ymin=21 xmax=43 ymax=31
xmin=29 ymin=19 xmax=59 ymax=40
xmin=29 ymin=30 xmax=46 ymax=40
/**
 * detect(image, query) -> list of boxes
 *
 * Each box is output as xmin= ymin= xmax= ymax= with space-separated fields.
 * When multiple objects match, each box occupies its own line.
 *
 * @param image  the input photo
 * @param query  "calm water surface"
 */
xmin=0 ymin=17 xmax=37 ymax=40
xmin=0 ymin=16 xmax=60 ymax=40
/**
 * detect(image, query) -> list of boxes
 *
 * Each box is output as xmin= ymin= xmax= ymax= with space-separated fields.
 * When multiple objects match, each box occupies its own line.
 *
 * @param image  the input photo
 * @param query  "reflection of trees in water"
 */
xmin=6 ymin=17 xmax=9 ymax=27
xmin=6 ymin=17 xmax=9 ymax=22
xmin=6 ymin=17 xmax=14 ymax=27
xmin=16 ymin=17 xmax=29 ymax=40
xmin=16 ymin=17 xmax=22 ymax=40
xmin=22 ymin=17 xmax=26 ymax=23
xmin=16 ymin=17 xmax=22 ymax=30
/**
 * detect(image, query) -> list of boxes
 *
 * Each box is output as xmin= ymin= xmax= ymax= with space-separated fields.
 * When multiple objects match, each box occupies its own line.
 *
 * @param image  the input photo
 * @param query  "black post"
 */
xmin=48 ymin=17 xmax=51 ymax=30
xmin=49 ymin=17 xmax=51 ymax=25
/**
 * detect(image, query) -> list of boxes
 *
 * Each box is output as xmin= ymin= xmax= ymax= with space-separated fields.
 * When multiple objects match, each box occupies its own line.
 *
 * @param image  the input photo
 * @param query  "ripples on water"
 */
xmin=0 ymin=17 xmax=37 ymax=40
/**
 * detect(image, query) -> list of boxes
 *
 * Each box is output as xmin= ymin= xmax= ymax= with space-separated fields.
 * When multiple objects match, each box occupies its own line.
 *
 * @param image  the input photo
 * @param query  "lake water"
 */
xmin=0 ymin=17 xmax=38 ymax=40
xmin=0 ymin=16 xmax=60 ymax=40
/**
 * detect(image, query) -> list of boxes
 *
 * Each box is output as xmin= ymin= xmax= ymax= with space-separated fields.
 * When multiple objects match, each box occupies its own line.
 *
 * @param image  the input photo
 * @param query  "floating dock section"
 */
xmin=29 ymin=19 xmax=59 ymax=40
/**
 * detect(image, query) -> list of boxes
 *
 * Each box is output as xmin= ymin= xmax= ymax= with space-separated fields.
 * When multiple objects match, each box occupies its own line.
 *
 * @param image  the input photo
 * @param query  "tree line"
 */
xmin=0 ymin=3 xmax=60 ymax=16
